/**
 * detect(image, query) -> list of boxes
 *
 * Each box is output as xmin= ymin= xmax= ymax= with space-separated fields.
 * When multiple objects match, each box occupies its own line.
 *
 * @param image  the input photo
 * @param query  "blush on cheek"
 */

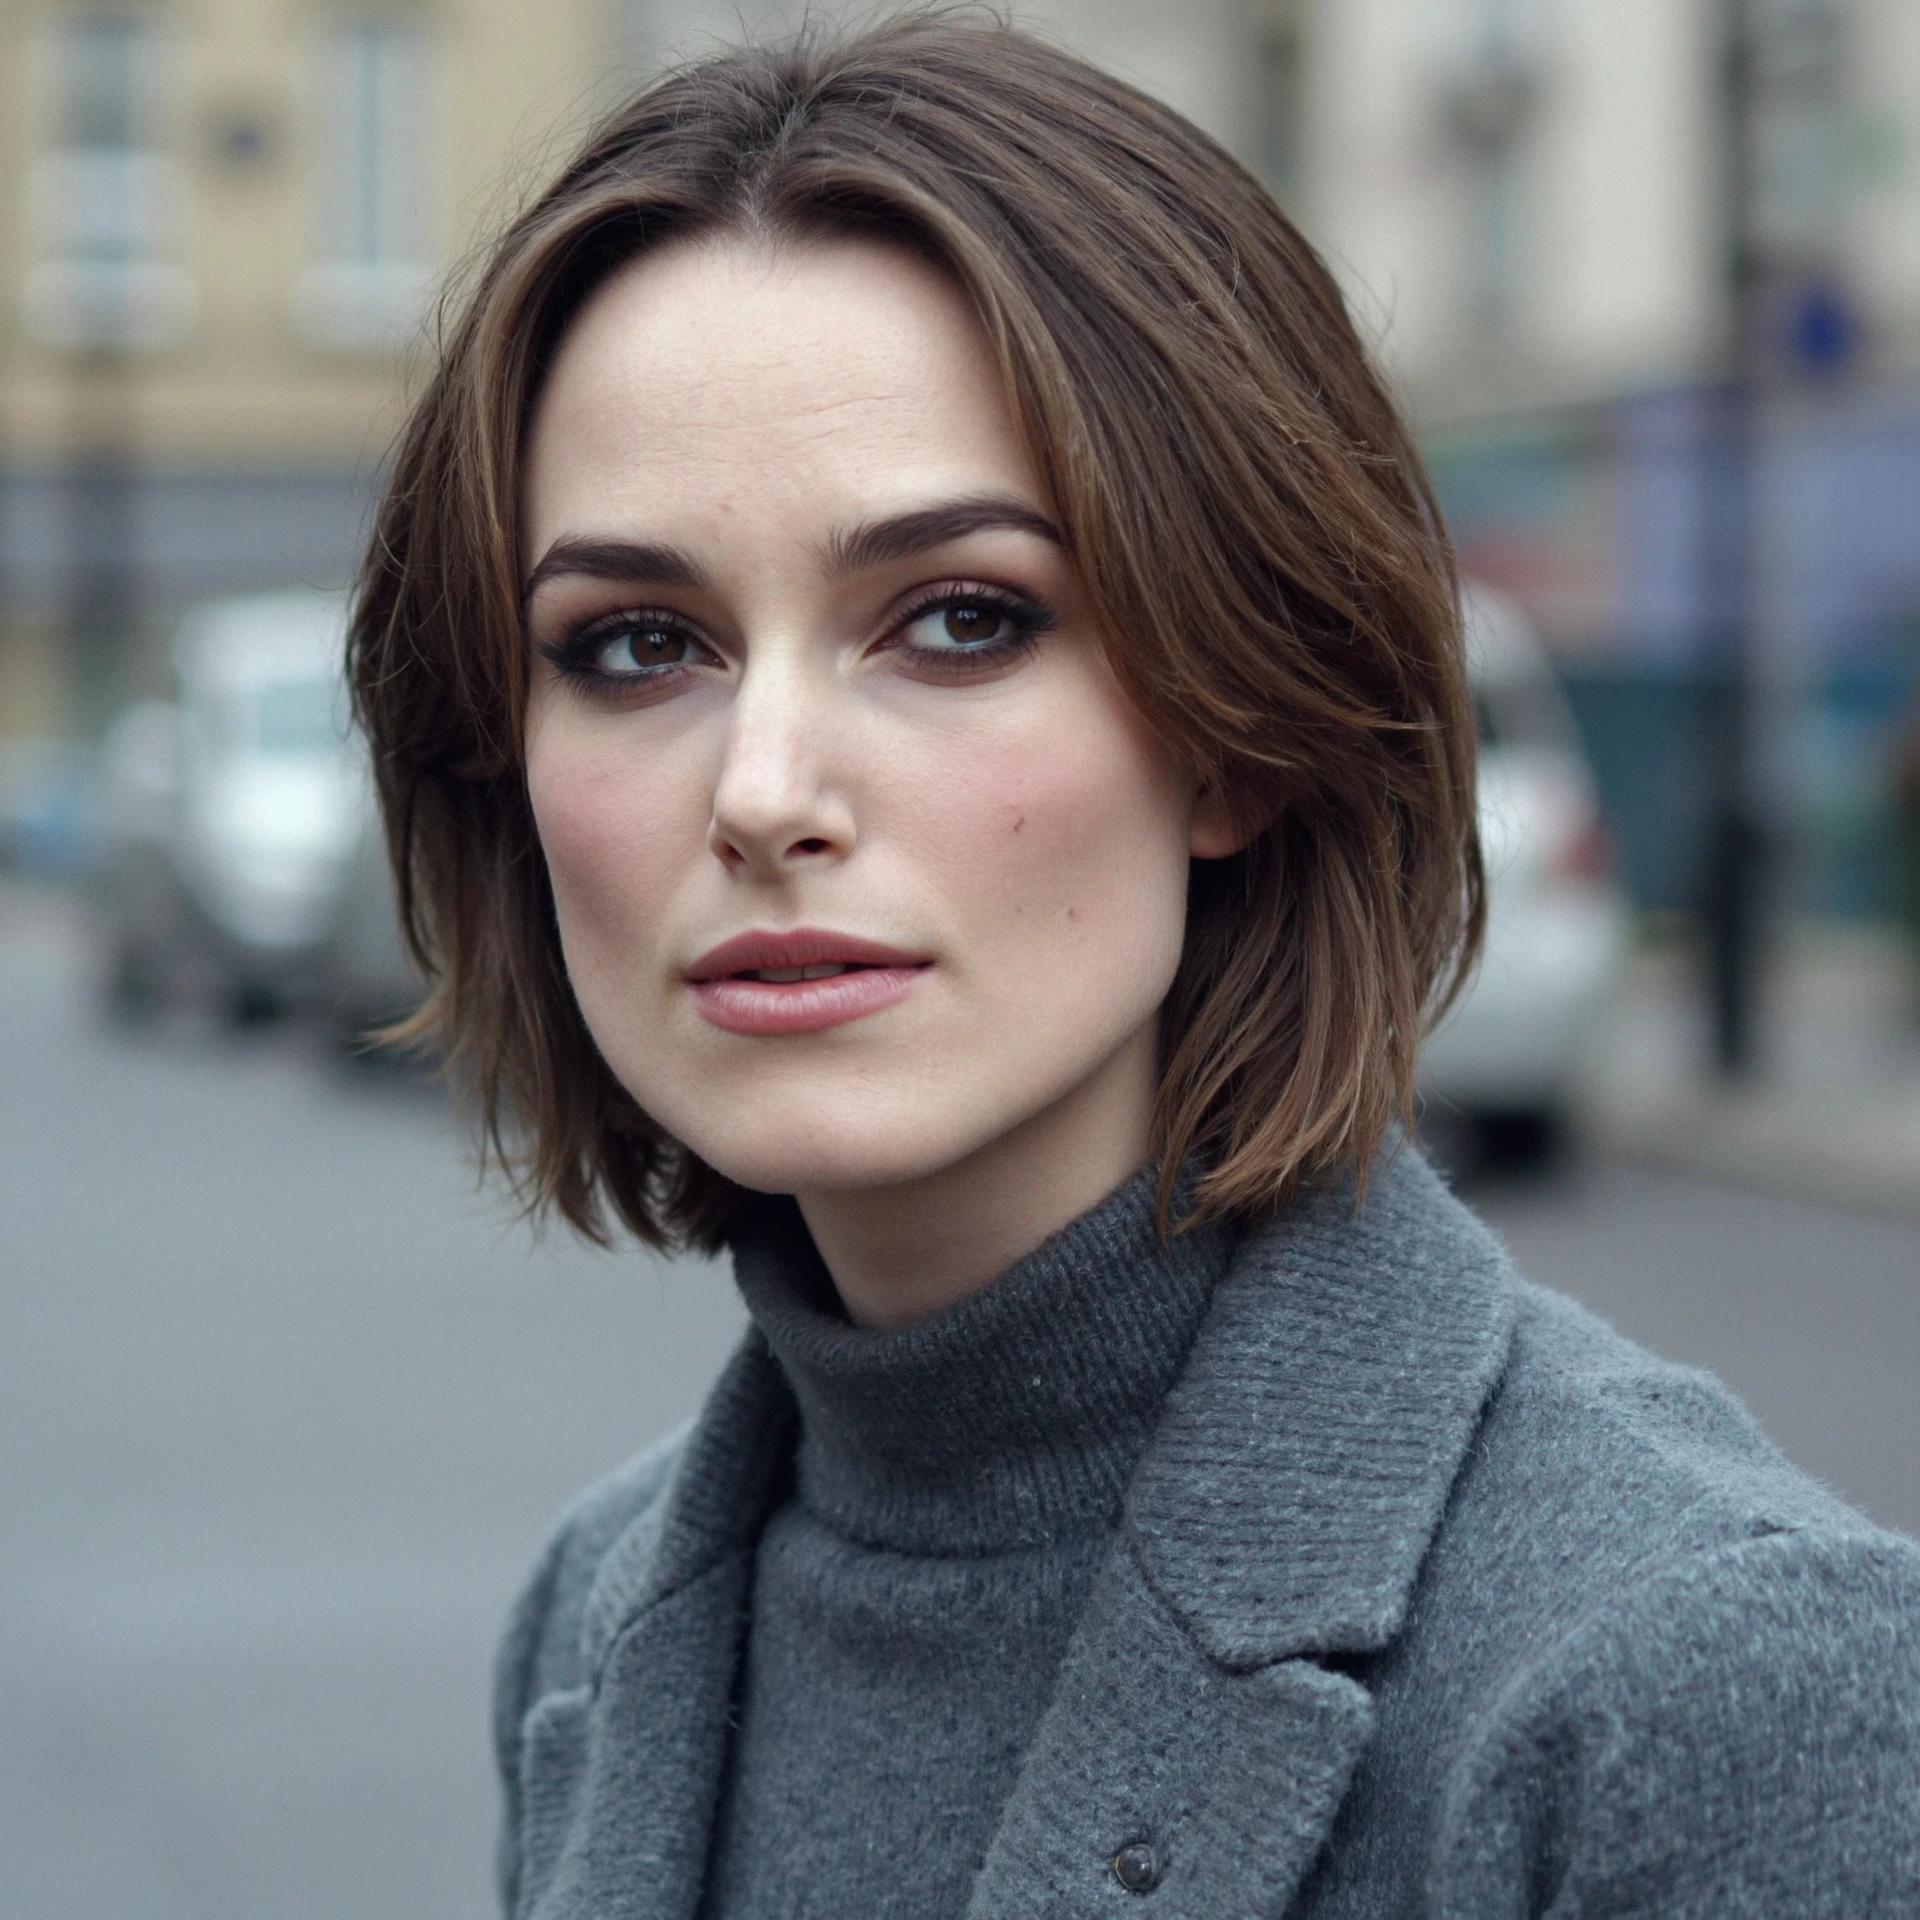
xmin=524 ymin=733 xmax=686 ymax=967
xmin=956 ymin=722 xmax=1189 ymax=966
xmin=1011 ymin=723 xmax=1177 ymax=866
xmin=527 ymin=758 xmax=618 ymax=907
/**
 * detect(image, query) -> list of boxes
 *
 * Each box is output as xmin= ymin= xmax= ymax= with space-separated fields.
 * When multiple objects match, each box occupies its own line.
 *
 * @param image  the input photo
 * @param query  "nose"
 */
xmin=707 ymin=661 xmax=856 ymax=878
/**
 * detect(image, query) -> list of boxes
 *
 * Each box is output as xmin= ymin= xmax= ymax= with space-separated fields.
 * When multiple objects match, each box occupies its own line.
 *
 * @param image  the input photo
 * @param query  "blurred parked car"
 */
xmin=1418 ymin=585 xmax=1631 ymax=1162
xmin=321 ymin=805 xmax=428 ymax=1054
xmin=95 ymin=589 xmax=370 ymax=1022
xmin=0 ymin=737 xmax=97 ymax=876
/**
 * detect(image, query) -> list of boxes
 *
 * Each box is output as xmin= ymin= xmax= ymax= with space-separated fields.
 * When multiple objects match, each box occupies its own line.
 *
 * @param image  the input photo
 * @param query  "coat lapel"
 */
xmin=967 ymin=1538 xmax=1374 ymax=1920
xmin=525 ymin=1333 xmax=799 ymax=1920
xmin=969 ymin=1150 xmax=1519 ymax=1919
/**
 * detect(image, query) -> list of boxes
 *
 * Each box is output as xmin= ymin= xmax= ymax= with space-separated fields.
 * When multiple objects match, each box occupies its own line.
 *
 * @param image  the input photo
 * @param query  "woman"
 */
xmin=351 ymin=17 xmax=1920 ymax=1916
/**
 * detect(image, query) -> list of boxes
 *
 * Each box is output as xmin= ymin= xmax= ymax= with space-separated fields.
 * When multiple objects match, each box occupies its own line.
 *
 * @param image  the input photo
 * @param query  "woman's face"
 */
xmin=522 ymin=238 xmax=1233 ymax=1213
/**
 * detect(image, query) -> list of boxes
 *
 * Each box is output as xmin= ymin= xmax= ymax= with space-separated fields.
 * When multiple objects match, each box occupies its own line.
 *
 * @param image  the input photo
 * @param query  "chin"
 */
xmin=692 ymin=1133 xmax=961 ymax=1200
xmin=667 ymin=1103 xmax=993 ymax=1200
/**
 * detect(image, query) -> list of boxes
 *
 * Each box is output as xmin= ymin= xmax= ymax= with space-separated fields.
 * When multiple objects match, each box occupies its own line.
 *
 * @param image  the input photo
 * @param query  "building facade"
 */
xmin=0 ymin=0 xmax=623 ymax=737
xmin=1303 ymin=0 xmax=1920 ymax=408
xmin=5 ymin=0 xmax=1919 ymax=911
xmin=0 ymin=0 xmax=1265 ymax=742
xmin=1297 ymin=0 xmax=1920 ymax=914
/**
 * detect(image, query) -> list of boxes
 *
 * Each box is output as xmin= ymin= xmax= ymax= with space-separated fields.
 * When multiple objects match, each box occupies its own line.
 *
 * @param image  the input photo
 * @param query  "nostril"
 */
xmin=791 ymin=837 xmax=831 ymax=855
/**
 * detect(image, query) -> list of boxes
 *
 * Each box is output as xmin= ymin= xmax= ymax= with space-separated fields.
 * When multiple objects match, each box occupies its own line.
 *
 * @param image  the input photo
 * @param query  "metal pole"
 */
xmin=67 ymin=348 xmax=137 ymax=744
xmin=1701 ymin=0 xmax=1768 ymax=1077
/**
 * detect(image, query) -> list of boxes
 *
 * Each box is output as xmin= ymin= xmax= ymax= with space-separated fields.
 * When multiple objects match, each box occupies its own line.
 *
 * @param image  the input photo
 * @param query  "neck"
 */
xmin=796 ymin=1027 xmax=1158 ymax=1329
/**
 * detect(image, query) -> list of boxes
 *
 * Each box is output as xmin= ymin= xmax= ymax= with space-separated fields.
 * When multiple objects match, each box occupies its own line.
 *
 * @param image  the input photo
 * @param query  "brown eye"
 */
xmin=901 ymin=597 xmax=1023 ymax=654
xmin=888 ymin=588 xmax=1053 ymax=670
xmin=596 ymin=622 xmax=692 ymax=673
xmin=942 ymin=603 xmax=1006 ymax=645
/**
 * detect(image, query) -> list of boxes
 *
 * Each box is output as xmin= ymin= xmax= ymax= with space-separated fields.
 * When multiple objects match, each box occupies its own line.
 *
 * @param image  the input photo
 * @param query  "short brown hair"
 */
xmin=351 ymin=12 xmax=1483 ymax=1250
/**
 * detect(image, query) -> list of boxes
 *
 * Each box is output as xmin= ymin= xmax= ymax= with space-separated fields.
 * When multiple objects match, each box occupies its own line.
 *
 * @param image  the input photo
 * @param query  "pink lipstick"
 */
xmin=686 ymin=928 xmax=931 ymax=1035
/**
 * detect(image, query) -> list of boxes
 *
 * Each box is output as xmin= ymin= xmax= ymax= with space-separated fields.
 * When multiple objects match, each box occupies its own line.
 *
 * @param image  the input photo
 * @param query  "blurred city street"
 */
xmin=4 ymin=878 xmax=1919 ymax=1918
xmin=0 ymin=883 xmax=746 ymax=1920
xmin=1581 ymin=922 xmax=1920 ymax=1221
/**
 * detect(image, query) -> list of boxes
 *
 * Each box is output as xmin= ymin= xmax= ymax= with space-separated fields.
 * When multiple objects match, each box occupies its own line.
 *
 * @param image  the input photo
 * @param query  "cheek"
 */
xmin=901 ymin=698 xmax=1192 ymax=975
xmin=524 ymin=718 xmax=701 ymax=966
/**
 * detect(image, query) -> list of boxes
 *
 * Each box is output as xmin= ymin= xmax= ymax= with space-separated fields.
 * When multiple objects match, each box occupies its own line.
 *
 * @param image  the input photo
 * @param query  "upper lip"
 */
xmin=685 ymin=927 xmax=931 ymax=982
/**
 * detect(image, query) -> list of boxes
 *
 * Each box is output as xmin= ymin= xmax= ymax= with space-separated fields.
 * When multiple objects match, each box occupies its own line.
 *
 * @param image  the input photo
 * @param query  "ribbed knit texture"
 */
xmin=698 ymin=1165 xmax=1232 ymax=1920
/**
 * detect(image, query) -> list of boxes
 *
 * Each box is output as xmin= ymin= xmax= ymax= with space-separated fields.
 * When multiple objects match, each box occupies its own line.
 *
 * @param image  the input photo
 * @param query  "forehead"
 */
xmin=522 ymin=236 xmax=1041 ymax=553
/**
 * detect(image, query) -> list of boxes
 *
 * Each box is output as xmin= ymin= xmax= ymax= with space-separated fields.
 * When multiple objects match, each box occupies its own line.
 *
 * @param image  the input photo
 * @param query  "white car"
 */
xmin=319 ymin=803 xmax=428 ymax=1053
xmin=1417 ymin=586 xmax=1630 ymax=1163
xmin=96 ymin=589 xmax=368 ymax=1021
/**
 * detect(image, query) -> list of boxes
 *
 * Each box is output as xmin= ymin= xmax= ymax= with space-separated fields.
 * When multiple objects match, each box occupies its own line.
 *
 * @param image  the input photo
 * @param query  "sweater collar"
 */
xmin=729 ymin=1164 xmax=1234 ymax=1555
xmin=580 ymin=1144 xmax=1518 ymax=1678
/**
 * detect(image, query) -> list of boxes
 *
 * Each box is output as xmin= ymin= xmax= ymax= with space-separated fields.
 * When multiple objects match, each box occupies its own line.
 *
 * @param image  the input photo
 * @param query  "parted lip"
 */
xmin=685 ymin=927 xmax=931 ymax=982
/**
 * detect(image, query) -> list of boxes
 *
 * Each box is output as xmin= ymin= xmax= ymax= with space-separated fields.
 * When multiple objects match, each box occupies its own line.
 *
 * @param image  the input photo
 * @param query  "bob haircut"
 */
xmin=350 ymin=11 xmax=1484 ymax=1252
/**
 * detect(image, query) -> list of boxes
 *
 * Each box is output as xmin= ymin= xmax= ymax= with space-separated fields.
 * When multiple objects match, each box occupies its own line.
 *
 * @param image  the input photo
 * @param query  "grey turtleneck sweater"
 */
xmin=698 ymin=1167 xmax=1233 ymax=1920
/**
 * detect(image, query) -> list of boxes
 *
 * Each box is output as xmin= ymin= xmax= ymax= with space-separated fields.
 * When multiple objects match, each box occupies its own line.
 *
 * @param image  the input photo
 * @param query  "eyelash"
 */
xmin=885 ymin=583 xmax=1056 ymax=673
xmin=535 ymin=582 xmax=1056 ymax=694
xmin=535 ymin=608 xmax=709 ymax=690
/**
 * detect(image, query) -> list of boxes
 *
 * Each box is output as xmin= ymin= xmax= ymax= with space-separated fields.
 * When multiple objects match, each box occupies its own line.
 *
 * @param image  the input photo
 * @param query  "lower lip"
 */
xmin=689 ymin=966 xmax=929 ymax=1036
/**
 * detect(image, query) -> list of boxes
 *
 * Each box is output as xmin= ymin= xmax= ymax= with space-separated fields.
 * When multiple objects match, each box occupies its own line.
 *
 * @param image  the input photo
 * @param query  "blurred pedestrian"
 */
xmin=351 ymin=17 xmax=1920 ymax=1917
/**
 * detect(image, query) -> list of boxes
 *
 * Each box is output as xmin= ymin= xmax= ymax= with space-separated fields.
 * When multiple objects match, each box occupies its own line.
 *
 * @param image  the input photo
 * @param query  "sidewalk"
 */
xmin=1581 ymin=923 xmax=1920 ymax=1221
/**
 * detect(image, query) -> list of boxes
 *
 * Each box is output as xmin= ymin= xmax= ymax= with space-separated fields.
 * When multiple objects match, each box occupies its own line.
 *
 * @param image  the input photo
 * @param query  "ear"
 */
xmin=1189 ymin=780 xmax=1262 ymax=860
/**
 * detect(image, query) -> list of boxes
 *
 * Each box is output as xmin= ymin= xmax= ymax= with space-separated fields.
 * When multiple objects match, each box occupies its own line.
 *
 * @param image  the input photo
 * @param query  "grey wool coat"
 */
xmin=493 ymin=1151 xmax=1920 ymax=1918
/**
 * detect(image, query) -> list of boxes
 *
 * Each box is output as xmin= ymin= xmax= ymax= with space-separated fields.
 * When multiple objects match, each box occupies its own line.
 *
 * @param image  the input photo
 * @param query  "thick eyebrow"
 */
xmin=521 ymin=494 xmax=1060 ymax=605
xmin=821 ymin=494 xmax=1061 ymax=579
xmin=522 ymin=538 xmax=707 ymax=604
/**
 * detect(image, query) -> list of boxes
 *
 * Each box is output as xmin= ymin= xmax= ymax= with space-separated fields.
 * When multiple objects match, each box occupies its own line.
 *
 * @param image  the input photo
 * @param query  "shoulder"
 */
xmin=1433 ymin=1524 xmax=1920 ymax=1911
xmin=1219 ymin=1147 xmax=1892 ymax=1608
xmin=1341 ymin=1147 xmax=1888 ymax=1609
xmin=1337 ymin=1235 xmax=1920 ymax=1911
xmin=491 ymin=1423 xmax=690 ymax=1759
xmin=1418 ymin=1255 xmax=1911 ymax=1708
xmin=487 ymin=1428 xmax=690 ymax=1916
xmin=1477 ymin=1276 xmax=1868 ymax=1574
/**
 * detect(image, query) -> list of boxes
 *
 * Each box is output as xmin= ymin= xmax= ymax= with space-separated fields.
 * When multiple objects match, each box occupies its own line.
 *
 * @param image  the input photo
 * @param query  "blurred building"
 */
xmin=4 ymin=0 xmax=1919 ymax=918
xmin=0 ymin=0 xmax=1261 ymax=749
xmin=0 ymin=0 xmax=632 ymax=743
xmin=1293 ymin=0 xmax=1920 ymax=919
xmin=1309 ymin=0 xmax=1919 ymax=410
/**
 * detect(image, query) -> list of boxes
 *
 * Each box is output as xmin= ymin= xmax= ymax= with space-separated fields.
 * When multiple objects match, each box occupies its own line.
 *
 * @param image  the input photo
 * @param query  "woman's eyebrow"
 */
xmin=521 ymin=498 xmax=1058 ymax=603
xmin=522 ymin=537 xmax=707 ymax=603
xmin=822 ymin=494 xmax=1061 ymax=579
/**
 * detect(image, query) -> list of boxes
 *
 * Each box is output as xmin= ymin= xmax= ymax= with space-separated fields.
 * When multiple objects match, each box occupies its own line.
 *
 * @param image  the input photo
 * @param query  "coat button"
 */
xmin=1112 ymin=1840 xmax=1160 ymax=1894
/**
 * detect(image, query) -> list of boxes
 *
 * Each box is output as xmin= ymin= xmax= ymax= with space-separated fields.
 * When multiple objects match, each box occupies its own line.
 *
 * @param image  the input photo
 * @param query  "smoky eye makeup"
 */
xmin=878 ymin=580 xmax=1058 ymax=675
xmin=526 ymin=554 xmax=1064 ymax=700
xmin=534 ymin=603 xmax=718 ymax=691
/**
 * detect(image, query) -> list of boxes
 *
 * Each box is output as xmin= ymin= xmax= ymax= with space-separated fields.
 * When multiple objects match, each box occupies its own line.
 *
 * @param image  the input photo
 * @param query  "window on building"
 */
xmin=23 ymin=12 xmax=197 ymax=349
xmin=291 ymin=19 xmax=436 ymax=349
xmin=65 ymin=13 xmax=146 ymax=156
xmin=1436 ymin=2 xmax=1542 ymax=341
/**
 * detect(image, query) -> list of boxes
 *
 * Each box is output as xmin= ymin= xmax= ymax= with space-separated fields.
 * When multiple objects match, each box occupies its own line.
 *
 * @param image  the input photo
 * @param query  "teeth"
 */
xmin=745 ymin=963 xmax=856 ymax=983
